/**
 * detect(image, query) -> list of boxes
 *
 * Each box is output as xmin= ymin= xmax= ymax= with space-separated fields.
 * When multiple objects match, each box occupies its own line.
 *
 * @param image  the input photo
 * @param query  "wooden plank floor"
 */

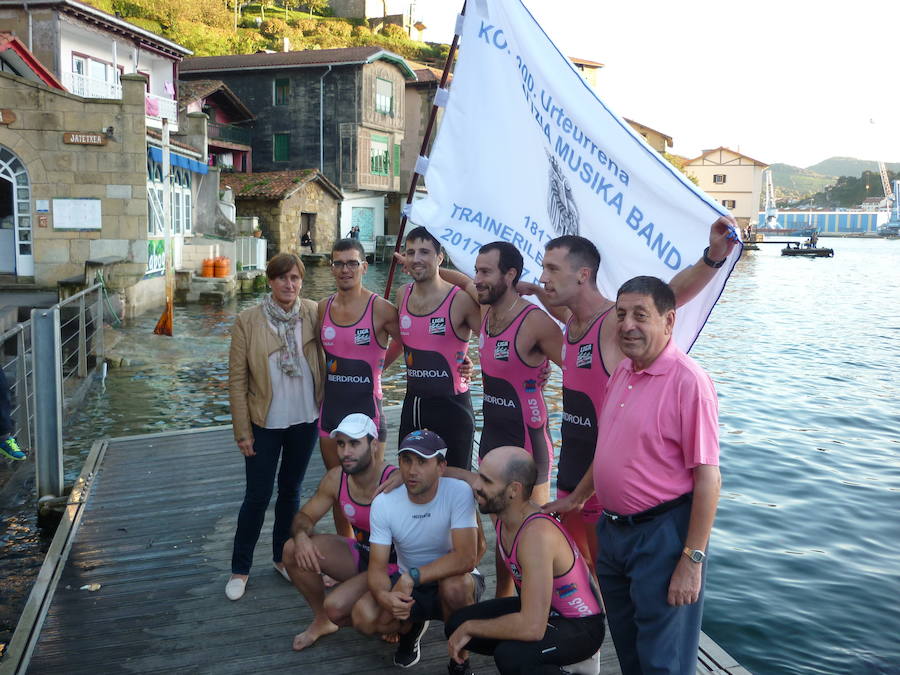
xmin=14 ymin=406 xmax=744 ymax=674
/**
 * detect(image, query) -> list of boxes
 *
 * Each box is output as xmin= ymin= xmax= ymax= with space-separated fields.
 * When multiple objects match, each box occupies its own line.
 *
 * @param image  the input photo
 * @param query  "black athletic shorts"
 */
xmin=399 ymin=391 xmax=475 ymax=470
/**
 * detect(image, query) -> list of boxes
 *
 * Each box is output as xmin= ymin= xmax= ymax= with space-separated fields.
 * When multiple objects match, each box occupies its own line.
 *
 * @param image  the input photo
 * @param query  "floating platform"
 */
xmin=781 ymin=243 xmax=834 ymax=257
xmin=4 ymin=407 xmax=748 ymax=674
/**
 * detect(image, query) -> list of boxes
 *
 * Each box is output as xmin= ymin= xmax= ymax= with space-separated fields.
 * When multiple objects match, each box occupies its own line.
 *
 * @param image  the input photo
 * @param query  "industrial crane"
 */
xmin=878 ymin=160 xmax=894 ymax=206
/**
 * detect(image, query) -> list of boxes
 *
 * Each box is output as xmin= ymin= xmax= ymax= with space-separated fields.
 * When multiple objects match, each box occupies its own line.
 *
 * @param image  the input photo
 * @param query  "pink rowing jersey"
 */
xmin=339 ymin=464 xmax=397 ymax=556
xmin=558 ymin=309 xmax=612 ymax=492
xmin=399 ymin=284 xmax=469 ymax=397
xmin=496 ymin=513 xmax=604 ymax=619
xmin=478 ymin=305 xmax=550 ymax=459
xmin=319 ymin=293 xmax=386 ymax=433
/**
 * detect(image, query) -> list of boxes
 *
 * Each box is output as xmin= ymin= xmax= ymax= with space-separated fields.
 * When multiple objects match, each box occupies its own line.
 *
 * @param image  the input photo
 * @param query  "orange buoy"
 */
xmin=201 ymin=258 xmax=215 ymax=277
xmin=214 ymin=256 xmax=231 ymax=278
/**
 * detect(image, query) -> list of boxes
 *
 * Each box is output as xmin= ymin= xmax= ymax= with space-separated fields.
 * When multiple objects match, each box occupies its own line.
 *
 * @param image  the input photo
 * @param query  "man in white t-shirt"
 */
xmin=352 ymin=430 xmax=484 ymax=672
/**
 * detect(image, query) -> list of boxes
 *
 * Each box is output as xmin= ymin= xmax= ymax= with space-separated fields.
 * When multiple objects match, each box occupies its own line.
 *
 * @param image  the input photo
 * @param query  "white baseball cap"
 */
xmin=329 ymin=413 xmax=378 ymax=439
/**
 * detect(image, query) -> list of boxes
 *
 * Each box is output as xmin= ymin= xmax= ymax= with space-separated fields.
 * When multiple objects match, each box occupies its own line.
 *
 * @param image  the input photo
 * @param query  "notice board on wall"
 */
xmin=52 ymin=198 xmax=102 ymax=230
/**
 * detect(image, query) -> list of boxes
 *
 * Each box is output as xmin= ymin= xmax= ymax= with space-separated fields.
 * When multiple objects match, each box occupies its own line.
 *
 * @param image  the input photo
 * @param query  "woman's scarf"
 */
xmin=262 ymin=293 xmax=304 ymax=376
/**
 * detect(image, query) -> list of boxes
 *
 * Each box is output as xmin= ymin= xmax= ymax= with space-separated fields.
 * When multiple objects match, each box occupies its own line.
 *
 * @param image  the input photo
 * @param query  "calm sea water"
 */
xmin=1 ymin=238 xmax=898 ymax=673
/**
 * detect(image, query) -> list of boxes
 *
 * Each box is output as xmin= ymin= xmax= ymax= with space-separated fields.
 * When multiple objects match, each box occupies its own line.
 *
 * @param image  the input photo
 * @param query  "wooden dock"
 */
xmin=2 ymin=407 xmax=747 ymax=674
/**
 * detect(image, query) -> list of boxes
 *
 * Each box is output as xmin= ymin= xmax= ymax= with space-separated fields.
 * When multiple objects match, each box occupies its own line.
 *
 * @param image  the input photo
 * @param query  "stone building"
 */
xmin=219 ymin=170 xmax=342 ymax=257
xmin=0 ymin=72 xmax=162 ymax=310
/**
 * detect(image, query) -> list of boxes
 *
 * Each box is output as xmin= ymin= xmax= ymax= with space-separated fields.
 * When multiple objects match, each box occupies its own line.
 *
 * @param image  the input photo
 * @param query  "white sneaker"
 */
xmin=225 ymin=576 xmax=247 ymax=601
xmin=563 ymin=647 xmax=601 ymax=675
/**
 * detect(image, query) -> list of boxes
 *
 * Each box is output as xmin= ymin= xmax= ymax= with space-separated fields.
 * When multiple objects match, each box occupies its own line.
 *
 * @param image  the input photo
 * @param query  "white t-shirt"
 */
xmin=369 ymin=477 xmax=477 ymax=573
xmin=264 ymin=319 xmax=318 ymax=428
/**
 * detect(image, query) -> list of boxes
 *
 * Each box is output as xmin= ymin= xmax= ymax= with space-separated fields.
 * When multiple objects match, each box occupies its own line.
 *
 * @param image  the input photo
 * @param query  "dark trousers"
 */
xmin=595 ymin=501 xmax=705 ymax=675
xmin=231 ymin=421 xmax=318 ymax=575
xmin=446 ymin=597 xmax=605 ymax=674
xmin=0 ymin=367 xmax=14 ymax=437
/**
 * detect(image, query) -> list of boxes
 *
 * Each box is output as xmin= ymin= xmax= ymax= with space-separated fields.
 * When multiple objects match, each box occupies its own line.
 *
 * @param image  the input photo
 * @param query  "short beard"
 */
xmin=477 ymin=491 xmax=507 ymax=515
xmin=342 ymin=447 xmax=373 ymax=475
xmin=480 ymin=280 xmax=508 ymax=306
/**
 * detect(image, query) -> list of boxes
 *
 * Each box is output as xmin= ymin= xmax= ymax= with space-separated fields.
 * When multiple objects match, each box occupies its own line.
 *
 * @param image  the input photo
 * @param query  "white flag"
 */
xmin=410 ymin=0 xmax=741 ymax=350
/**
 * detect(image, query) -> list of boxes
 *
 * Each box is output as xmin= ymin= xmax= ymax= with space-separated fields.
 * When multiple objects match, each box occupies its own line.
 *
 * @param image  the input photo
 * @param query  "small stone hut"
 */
xmin=220 ymin=170 xmax=342 ymax=256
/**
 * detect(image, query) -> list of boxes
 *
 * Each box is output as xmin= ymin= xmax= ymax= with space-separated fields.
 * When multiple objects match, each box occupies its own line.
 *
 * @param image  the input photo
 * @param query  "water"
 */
xmin=2 ymin=240 xmax=899 ymax=673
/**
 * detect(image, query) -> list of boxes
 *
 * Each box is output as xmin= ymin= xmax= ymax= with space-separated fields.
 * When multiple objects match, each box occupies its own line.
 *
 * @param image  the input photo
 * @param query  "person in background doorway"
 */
xmin=226 ymin=252 xmax=325 ymax=601
xmin=301 ymin=230 xmax=315 ymax=253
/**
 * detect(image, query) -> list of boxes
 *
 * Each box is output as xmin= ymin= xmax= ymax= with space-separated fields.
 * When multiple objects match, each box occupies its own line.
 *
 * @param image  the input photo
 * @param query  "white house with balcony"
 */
xmin=0 ymin=0 xmax=188 ymax=131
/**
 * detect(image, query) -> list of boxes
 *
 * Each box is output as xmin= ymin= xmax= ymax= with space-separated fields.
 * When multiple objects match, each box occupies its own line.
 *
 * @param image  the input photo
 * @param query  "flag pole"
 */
xmin=383 ymin=0 xmax=467 ymax=299
xmin=153 ymin=117 xmax=174 ymax=336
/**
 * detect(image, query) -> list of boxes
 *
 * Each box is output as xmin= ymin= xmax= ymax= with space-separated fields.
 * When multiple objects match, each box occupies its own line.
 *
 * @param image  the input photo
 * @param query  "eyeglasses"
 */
xmin=331 ymin=260 xmax=362 ymax=270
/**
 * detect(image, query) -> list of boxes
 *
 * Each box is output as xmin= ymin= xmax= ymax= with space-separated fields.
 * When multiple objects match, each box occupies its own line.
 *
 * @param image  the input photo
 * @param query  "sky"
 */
xmin=413 ymin=0 xmax=900 ymax=169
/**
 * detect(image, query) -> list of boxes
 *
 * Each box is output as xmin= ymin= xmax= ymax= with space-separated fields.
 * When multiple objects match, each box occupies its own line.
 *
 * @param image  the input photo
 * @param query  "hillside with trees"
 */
xmin=86 ymin=0 xmax=449 ymax=61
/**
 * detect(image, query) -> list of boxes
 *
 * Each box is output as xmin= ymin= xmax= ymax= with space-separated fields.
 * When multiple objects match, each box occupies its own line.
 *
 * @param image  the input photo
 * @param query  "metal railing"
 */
xmin=208 ymin=121 xmax=251 ymax=145
xmin=1 ymin=284 xmax=106 ymax=497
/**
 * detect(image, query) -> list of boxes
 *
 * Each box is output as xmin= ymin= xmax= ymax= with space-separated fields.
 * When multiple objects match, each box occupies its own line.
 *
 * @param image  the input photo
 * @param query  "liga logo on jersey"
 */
xmin=577 ymin=343 xmax=593 ymax=369
xmin=355 ymin=328 xmax=371 ymax=346
xmin=494 ymin=340 xmax=510 ymax=361
xmin=428 ymin=317 xmax=446 ymax=335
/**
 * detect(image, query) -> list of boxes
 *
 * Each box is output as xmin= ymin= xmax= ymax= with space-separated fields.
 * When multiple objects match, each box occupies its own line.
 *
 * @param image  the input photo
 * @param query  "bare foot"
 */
xmin=322 ymin=574 xmax=338 ymax=588
xmin=292 ymin=617 xmax=340 ymax=651
xmin=380 ymin=632 xmax=400 ymax=644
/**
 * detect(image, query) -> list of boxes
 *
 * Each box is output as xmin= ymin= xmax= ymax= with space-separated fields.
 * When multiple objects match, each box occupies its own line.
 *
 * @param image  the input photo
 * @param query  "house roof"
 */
xmin=178 ymin=79 xmax=254 ymax=122
xmin=181 ymin=46 xmax=418 ymax=80
xmin=0 ymin=32 xmax=65 ymax=88
xmin=624 ymin=118 xmax=673 ymax=147
xmin=220 ymin=170 xmax=343 ymax=201
xmin=569 ymin=56 xmax=604 ymax=69
xmin=405 ymin=59 xmax=447 ymax=86
xmin=145 ymin=128 xmax=204 ymax=156
xmin=0 ymin=0 xmax=191 ymax=58
xmin=685 ymin=146 xmax=768 ymax=167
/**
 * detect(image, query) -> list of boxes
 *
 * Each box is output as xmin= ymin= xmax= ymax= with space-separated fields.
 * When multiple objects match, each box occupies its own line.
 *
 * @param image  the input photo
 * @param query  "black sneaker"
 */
xmin=448 ymin=657 xmax=472 ymax=674
xmin=393 ymin=620 xmax=429 ymax=668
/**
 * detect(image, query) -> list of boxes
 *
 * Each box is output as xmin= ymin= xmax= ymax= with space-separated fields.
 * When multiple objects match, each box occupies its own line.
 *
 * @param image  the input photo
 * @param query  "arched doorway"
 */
xmin=0 ymin=146 xmax=33 ymax=277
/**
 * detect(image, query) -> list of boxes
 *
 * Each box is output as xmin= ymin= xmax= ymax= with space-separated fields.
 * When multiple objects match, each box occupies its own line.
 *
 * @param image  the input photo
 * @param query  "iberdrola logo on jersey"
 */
xmin=328 ymin=359 xmax=338 ymax=373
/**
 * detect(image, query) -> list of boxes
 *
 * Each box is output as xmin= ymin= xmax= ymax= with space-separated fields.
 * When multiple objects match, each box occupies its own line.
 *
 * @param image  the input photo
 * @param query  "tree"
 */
xmin=300 ymin=0 xmax=328 ymax=17
xmin=259 ymin=0 xmax=274 ymax=20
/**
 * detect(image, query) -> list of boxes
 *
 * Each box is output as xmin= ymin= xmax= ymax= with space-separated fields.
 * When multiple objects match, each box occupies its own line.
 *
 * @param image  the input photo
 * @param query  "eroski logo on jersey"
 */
xmin=429 ymin=317 xmax=446 ymax=335
xmin=577 ymin=343 xmax=593 ymax=368
xmin=354 ymin=328 xmax=371 ymax=345
xmin=400 ymin=314 xmax=412 ymax=331
xmin=494 ymin=340 xmax=510 ymax=361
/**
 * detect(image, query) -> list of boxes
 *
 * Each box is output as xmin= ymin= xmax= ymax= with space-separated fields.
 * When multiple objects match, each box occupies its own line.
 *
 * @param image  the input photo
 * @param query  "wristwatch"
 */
xmin=408 ymin=567 xmax=421 ymax=587
xmin=702 ymin=246 xmax=726 ymax=269
xmin=683 ymin=546 xmax=707 ymax=563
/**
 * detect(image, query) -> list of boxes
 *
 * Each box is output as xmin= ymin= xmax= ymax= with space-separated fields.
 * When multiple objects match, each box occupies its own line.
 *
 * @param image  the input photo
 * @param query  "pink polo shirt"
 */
xmin=593 ymin=339 xmax=719 ymax=515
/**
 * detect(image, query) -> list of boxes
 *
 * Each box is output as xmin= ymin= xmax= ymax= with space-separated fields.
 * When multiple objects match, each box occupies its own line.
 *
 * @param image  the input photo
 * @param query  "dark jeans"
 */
xmin=595 ymin=500 xmax=705 ymax=675
xmin=446 ymin=597 xmax=605 ymax=674
xmin=230 ymin=421 xmax=318 ymax=575
xmin=0 ymin=367 xmax=14 ymax=437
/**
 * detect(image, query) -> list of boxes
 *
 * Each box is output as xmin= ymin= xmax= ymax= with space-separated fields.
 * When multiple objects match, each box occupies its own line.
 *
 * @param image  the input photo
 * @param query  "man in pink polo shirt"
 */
xmin=549 ymin=275 xmax=721 ymax=674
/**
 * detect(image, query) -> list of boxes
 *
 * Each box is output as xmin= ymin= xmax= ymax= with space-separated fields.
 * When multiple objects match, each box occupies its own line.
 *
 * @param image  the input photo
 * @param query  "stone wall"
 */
xmin=0 ymin=72 xmax=149 ymax=286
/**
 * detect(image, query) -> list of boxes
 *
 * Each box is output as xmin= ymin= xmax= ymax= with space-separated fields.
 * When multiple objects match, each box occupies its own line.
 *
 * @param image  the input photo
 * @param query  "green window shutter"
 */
xmin=274 ymin=133 xmax=290 ymax=162
xmin=393 ymin=143 xmax=401 ymax=178
xmin=274 ymin=78 xmax=290 ymax=105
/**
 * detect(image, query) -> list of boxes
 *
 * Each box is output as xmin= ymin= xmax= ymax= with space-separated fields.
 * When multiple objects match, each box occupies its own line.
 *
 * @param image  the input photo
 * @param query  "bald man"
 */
xmin=446 ymin=447 xmax=605 ymax=674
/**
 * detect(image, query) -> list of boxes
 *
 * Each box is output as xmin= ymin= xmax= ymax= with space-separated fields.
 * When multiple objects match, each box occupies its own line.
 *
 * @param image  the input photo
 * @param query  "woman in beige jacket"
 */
xmin=226 ymin=253 xmax=324 ymax=601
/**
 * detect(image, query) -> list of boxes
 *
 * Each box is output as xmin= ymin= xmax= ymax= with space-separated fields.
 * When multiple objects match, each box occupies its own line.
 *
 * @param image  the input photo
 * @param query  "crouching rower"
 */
xmin=446 ymin=446 xmax=605 ymax=674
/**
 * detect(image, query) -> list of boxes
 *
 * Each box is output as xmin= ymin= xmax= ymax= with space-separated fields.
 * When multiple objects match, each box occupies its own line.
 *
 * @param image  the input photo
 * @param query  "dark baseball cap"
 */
xmin=398 ymin=430 xmax=447 ymax=459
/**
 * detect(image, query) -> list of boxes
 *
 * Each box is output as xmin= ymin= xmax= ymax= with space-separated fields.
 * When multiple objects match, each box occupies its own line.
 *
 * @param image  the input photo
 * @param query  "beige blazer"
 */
xmin=228 ymin=299 xmax=324 ymax=442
